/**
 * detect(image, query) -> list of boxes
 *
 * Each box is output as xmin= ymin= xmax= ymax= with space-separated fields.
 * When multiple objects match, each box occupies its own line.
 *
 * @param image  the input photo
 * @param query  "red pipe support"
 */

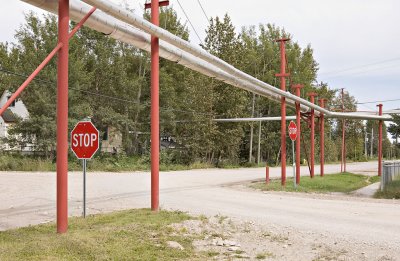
xmin=307 ymin=92 xmax=318 ymax=178
xmin=319 ymin=98 xmax=327 ymax=177
xmin=377 ymin=104 xmax=383 ymax=176
xmin=275 ymin=38 xmax=290 ymax=186
xmin=150 ymin=0 xmax=160 ymax=212
xmin=291 ymin=84 xmax=303 ymax=184
xmin=56 ymin=0 xmax=69 ymax=234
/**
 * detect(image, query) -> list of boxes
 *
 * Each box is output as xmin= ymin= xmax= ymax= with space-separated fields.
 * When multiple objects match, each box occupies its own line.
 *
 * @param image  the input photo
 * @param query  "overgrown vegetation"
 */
xmin=374 ymin=180 xmax=400 ymax=199
xmin=0 ymin=209 xmax=205 ymax=260
xmin=251 ymin=173 xmax=380 ymax=193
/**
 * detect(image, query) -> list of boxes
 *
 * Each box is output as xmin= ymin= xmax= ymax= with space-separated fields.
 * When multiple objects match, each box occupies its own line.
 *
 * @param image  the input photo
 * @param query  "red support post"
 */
xmin=291 ymin=84 xmax=303 ymax=184
xmin=266 ymin=166 xmax=270 ymax=184
xmin=57 ymin=0 xmax=69 ymax=234
xmin=146 ymin=0 xmax=165 ymax=212
xmin=377 ymin=104 xmax=383 ymax=176
xmin=307 ymin=92 xmax=318 ymax=178
xmin=319 ymin=98 xmax=327 ymax=177
xmin=275 ymin=38 xmax=290 ymax=186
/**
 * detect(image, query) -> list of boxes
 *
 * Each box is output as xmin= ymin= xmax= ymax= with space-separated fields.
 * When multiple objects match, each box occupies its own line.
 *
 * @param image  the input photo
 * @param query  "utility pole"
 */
xmin=341 ymin=88 xmax=346 ymax=173
xmin=370 ymin=127 xmax=374 ymax=159
xmin=275 ymin=38 xmax=290 ymax=186
xmin=249 ymin=93 xmax=255 ymax=163
xmin=257 ymin=117 xmax=262 ymax=165
xmin=377 ymin=104 xmax=383 ymax=176
xmin=364 ymin=127 xmax=368 ymax=158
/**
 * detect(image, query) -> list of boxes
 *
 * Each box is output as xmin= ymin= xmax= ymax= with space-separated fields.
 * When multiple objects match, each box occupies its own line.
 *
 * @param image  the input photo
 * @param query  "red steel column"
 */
xmin=377 ymin=104 xmax=383 ymax=176
xmin=57 ymin=0 xmax=69 ymax=233
xmin=319 ymin=98 xmax=327 ymax=177
xmin=291 ymin=84 xmax=303 ymax=184
xmin=150 ymin=0 xmax=160 ymax=211
xmin=275 ymin=38 xmax=290 ymax=186
xmin=307 ymin=92 xmax=317 ymax=178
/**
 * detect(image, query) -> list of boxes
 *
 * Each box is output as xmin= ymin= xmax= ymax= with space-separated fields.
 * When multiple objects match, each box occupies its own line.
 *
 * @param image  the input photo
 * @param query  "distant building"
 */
xmin=101 ymin=126 xmax=123 ymax=154
xmin=0 ymin=90 xmax=33 ymax=151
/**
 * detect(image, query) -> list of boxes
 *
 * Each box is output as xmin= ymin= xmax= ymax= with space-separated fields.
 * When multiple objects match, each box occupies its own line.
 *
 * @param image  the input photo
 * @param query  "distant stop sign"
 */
xmin=71 ymin=121 xmax=99 ymax=159
xmin=288 ymin=121 xmax=297 ymax=141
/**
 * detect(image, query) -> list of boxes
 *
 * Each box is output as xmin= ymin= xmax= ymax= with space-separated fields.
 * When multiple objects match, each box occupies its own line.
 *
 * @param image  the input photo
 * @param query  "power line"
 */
xmin=0 ymin=67 xmax=221 ymax=117
xmin=176 ymin=0 xmax=203 ymax=44
xmin=196 ymin=0 xmax=209 ymax=22
xmin=357 ymin=98 xmax=400 ymax=105
xmin=322 ymin=63 xmax=400 ymax=80
xmin=319 ymin=56 xmax=400 ymax=77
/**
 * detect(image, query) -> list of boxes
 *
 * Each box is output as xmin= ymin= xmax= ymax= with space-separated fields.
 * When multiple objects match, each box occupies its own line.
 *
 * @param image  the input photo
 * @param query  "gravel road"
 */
xmin=1 ymin=161 xmax=399 ymax=259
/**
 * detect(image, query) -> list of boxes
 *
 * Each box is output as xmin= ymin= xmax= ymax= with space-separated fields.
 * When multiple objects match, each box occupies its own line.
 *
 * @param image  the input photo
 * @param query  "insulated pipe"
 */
xmin=276 ymin=39 xmax=290 ymax=186
xmin=57 ymin=0 xmax=69 ymax=234
xmin=81 ymin=0 xmax=394 ymax=121
xmin=214 ymin=116 xmax=296 ymax=122
xmin=22 ymin=0 xmax=392 ymax=121
xmin=308 ymin=92 xmax=317 ymax=178
xmin=292 ymin=84 xmax=303 ymax=184
xmin=319 ymin=98 xmax=327 ymax=177
xmin=377 ymin=104 xmax=383 ymax=176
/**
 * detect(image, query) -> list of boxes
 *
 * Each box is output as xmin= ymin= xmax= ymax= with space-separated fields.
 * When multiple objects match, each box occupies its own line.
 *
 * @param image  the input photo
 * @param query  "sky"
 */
xmin=0 ymin=0 xmax=399 ymax=115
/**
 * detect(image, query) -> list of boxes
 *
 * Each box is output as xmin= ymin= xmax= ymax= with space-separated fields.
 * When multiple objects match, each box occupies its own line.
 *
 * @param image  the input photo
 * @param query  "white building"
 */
xmin=0 ymin=90 xmax=31 ymax=151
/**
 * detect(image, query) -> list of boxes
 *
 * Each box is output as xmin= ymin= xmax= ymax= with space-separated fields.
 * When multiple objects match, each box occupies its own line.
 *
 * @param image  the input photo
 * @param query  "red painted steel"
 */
xmin=150 ymin=0 xmax=160 ymax=212
xmin=0 ymin=43 xmax=62 ymax=117
xmin=307 ymin=92 xmax=318 ymax=178
xmin=266 ymin=166 xmax=270 ymax=184
xmin=275 ymin=38 xmax=290 ymax=186
xmin=145 ymin=0 xmax=169 ymax=9
xmin=291 ymin=84 xmax=303 ymax=184
xmin=57 ymin=0 xmax=69 ymax=234
xmin=377 ymin=104 xmax=383 ymax=176
xmin=71 ymin=121 xmax=100 ymax=159
xmin=319 ymin=99 xmax=327 ymax=177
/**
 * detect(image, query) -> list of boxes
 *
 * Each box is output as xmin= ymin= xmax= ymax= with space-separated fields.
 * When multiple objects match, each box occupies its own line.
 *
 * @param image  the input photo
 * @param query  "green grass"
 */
xmin=0 ymin=209 xmax=205 ymax=260
xmin=374 ymin=180 xmax=400 ymax=199
xmin=251 ymin=173 xmax=380 ymax=193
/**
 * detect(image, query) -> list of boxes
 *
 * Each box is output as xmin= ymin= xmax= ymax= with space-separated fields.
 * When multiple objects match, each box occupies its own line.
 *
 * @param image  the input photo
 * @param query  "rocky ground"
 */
xmin=170 ymin=214 xmax=398 ymax=261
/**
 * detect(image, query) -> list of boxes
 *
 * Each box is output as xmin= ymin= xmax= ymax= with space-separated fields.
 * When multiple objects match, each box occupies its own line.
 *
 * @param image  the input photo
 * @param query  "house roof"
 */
xmin=1 ymin=109 xmax=17 ymax=123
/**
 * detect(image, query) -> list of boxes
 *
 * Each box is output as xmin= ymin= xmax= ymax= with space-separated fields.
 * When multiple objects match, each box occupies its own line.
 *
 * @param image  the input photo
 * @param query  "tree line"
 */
xmin=0 ymin=8 xmax=397 ymax=165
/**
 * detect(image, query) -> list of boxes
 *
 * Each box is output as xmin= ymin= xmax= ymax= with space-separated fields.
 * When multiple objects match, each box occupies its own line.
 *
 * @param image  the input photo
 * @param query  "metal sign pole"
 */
xmin=292 ymin=140 xmax=296 ymax=188
xmin=83 ymin=159 xmax=87 ymax=218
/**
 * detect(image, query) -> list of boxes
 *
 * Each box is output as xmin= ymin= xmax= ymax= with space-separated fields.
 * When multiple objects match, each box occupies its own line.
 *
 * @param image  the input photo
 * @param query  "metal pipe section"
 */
xmin=150 ymin=0 xmax=160 ymax=212
xmin=22 ymin=0 xmax=392 ymax=121
xmin=308 ymin=92 xmax=317 ymax=178
xmin=378 ymin=104 xmax=383 ymax=176
xmin=80 ymin=0 xmax=392 ymax=121
xmin=319 ymin=98 xmax=327 ymax=177
xmin=214 ymin=116 xmax=296 ymax=122
xmin=57 ymin=0 xmax=69 ymax=234
xmin=276 ymin=39 xmax=290 ymax=186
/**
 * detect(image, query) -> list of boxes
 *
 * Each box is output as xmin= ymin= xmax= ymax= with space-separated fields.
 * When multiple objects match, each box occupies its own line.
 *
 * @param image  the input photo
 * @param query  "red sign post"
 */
xmin=71 ymin=121 xmax=99 ymax=218
xmin=288 ymin=121 xmax=297 ymax=188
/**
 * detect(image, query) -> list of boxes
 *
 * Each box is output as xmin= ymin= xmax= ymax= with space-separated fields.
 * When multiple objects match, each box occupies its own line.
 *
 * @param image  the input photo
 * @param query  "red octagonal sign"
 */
xmin=71 ymin=121 xmax=99 ymax=159
xmin=288 ymin=121 xmax=297 ymax=141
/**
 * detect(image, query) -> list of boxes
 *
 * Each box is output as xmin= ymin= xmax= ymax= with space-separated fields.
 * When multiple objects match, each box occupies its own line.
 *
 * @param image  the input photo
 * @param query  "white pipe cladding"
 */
xmin=21 ymin=0 xmax=297 ymax=108
xmin=21 ymin=0 xmax=392 ymax=121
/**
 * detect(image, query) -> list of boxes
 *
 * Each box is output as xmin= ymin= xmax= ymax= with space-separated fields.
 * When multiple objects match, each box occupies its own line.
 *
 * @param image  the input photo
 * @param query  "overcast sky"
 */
xmin=1 ymin=0 xmax=399 ymax=113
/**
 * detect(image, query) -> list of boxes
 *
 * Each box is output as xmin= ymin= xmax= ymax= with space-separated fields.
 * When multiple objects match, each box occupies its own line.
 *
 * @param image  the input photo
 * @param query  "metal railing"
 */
xmin=381 ymin=161 xmax=400 ymax=191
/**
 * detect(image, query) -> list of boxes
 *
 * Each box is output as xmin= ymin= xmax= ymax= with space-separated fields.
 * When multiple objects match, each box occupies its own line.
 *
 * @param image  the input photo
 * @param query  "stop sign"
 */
xmin=71 ymin=121 xmax=99 ymax=159
xmin=288 ymin=121 xmax=297 ymax=141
